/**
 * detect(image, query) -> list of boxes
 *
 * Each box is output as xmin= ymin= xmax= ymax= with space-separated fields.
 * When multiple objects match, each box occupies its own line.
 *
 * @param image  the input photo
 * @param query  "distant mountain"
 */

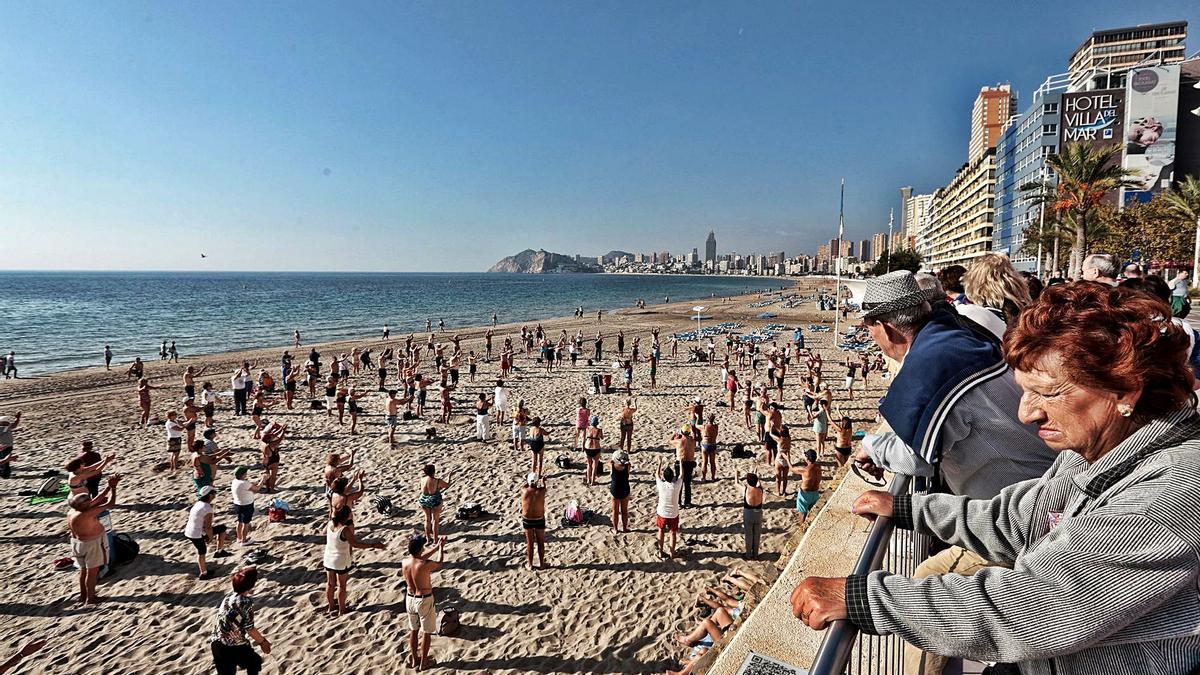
xmin=487 ymin=249 xmax=601 ymax=274
xmin=601 ymin=250 xmax=635 ymax=264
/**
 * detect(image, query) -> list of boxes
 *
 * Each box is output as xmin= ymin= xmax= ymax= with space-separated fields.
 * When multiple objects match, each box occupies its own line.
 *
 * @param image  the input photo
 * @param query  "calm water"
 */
xmin=0 ymin=272 xmax=774 ymax=375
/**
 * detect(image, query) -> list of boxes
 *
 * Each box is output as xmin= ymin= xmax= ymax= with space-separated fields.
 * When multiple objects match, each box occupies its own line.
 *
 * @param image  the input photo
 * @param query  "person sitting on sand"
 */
xmin=655 ymin=457 xmax=683 ymax=559
xmin=125 ymin=357 xmax=144 ymax=381
xmin=210 ymin=567 xmax=272 ymax=675
xmin=418 ymin=465 xmax=451 ymax=541
xmin=609 ymin=450 xmax=632 ymax=533
xmin=520 ymin=472 xmax=548 ymax=570
xmin=67 ymin=474 xmax=120 ymax=605
xmin=670 ymin=585 xmax=745 ymax=659
xmin=185 ymin=485 xmax=232 ymax=579
xmin=795 ymin=449 xmax=822 ymax=524
xmin=403 ymin=534 xmax=448 ymax=671
xmin=324 ymin=505 xmax=385 ymax=617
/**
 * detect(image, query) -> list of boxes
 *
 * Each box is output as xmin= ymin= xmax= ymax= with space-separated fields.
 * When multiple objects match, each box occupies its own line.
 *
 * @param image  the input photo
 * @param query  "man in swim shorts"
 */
xmin=520 ymin=472 xmax=548 ymax=569
xmin=403 ymin=534 xmax=447 ymax=671
xmin=67 ymin=474 xmax=121 ymax=605
xmin=794 ymin=449 xmax=822 ymax=523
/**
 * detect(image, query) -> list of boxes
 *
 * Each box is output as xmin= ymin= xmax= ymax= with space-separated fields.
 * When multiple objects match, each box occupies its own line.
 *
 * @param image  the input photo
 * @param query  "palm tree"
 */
xmin=1159 ymin=175 xmax=1200 ymax=289
xmin=1045 ymin=142 xmax=1140 ymax=278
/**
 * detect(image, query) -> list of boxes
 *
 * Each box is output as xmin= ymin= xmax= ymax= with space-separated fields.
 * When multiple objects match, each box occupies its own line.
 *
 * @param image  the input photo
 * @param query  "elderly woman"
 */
xmin=958 ymin=253 xmax=1032 ymax=341
xmin=792 ymin=282 xmax=1200 ymax=674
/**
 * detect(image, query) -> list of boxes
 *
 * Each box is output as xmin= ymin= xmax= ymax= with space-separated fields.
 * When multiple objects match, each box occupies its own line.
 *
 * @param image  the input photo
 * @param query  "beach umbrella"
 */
xmin=692 ymin=306 xmax=706 ymax=334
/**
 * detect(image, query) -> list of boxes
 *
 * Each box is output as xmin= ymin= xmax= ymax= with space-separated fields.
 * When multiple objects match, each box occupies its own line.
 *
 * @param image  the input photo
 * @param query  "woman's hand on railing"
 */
xmin=851 ymin=490 xmax=894 ymax=522
xmin=790 ymin=577 xmax=849 ymax=630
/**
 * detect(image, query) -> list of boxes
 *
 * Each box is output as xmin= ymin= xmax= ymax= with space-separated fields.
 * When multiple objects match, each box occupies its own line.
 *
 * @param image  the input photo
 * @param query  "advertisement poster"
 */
xmin=1060 ymin=88 xmax=1125 ymax=148
xmin=1123 ymin=65 xmax=1180 ymax=202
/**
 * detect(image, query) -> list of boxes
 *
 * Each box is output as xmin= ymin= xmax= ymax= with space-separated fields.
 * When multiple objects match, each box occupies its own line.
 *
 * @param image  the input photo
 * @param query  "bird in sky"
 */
xmin=200 ymin=253 xmax=207 ymax=258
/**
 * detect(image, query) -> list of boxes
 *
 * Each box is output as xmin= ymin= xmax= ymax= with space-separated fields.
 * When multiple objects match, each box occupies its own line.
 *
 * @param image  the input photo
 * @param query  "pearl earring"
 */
xmin=1118 ymin=403 xmax=1133 ymax=417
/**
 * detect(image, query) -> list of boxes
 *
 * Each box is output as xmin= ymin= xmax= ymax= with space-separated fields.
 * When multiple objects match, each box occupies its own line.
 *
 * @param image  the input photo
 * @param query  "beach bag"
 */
xmin=268 ymin=497 xmax=290 ymax=523
xmin=372 ymin=496 xmax=401 ymax=518
xmin=562 ymin=500 xmax=585 ymax=526
xmin=730 ymin=443 xmax=754 ymax=459
xmin=310 ymin=399 xmax=325 ymax=410
xmin=37 ymin=476 xmax=62 ymax=497
xmin=555 ymin=454 xmax=571 ymax=470
xmin=456 ymin=502 xmax=485 ymax=519
xmin=402 ymin=410 xmax=415 ymax=421
xmin=436 ymin=607 xmax=461 ymax=637
xmin=111 ymin=533 xmax=140 ymax=566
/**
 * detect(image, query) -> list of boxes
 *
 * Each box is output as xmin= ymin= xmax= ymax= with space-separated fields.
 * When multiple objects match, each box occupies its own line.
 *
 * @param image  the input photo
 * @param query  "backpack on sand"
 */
xmin=436 ymin=607 xmax=461 ymax=637
xmin=111 ymin=533 xmax=140 ymax=566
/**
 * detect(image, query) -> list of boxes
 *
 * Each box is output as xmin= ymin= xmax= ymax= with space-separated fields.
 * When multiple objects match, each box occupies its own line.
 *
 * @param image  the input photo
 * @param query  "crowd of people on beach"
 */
xmin=2 ymin=286 xmax=852 ymax=674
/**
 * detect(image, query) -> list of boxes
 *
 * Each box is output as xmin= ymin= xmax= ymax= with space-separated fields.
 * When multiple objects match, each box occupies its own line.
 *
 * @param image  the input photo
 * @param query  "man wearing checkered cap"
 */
xmin=855 ymin=270 xmax=1056 ymax=675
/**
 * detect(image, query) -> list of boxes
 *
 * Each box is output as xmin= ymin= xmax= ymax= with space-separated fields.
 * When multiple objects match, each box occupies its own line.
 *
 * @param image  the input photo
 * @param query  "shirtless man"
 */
xmin=520 ymin=472 xmax=548 ymax=570
xmin=181 ymin=365 xmax=207 ymax=400
xmin=403 ymin=535 xmax=448 ymax=671
xmin=795 ymin=449 xmax=822 ymax=523
xmin=125 ymin=357 xmax=144 ymax=381
xmin=699 ymin=414 xmax=719 ymax=481
xmin=385 ymin=390 xmax=407 ymax=445
xmin=67 ymin=474 xmax=121 ymax=604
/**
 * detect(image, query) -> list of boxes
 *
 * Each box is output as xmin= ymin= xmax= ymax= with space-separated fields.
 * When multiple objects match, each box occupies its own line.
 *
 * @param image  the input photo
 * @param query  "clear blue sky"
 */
xmin=2 ymin=1 xmax=1197 ymax=272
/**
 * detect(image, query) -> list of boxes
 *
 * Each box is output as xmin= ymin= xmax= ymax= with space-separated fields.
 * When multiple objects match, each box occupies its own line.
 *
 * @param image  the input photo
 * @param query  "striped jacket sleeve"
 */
xmin=852 ymin=506 xmax=1197 ymax=662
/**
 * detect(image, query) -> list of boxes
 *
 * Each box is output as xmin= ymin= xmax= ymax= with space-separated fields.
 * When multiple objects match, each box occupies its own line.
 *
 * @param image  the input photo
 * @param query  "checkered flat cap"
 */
xmin=860 ymin=270 xmax=929 ymax=320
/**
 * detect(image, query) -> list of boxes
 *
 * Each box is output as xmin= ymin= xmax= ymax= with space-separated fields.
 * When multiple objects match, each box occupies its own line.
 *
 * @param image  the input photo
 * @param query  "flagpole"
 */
xmin=833 ymin=179 xmax=844 ymax=349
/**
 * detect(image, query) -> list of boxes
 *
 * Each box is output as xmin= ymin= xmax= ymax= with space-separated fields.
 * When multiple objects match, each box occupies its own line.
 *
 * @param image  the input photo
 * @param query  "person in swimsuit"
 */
xmin=672 ymin=586 xmax=745 ymax=649
xmin=438 ymin=382 xmax=453 ymax=424
xmin=125 ymin=357 xmax=144 ymax=381
xmin=467 ymin=350 xmax=477 ymax=383
xmin=323 ymin=505 xmax=385 ymax=617
xmin=136 ymin=378 xmax=161 ymax=427
xmin=66 ymin=451 xmax=116 ymax=497
xmin=700 ymin=414 xmax=720 ymax=481
xmin=527 ymin=417 xmax=548 ymax=475
xmin=511 ymin=400 xmax=529 ymax=452
xmin=583 ymin=415 xmax=604 ymax=486
xmin=617 ymin=399 xmax=635 ymax=453
xmin=402 ymin=534 xmax=447 ymax=671
xmin=104 ymin=345 xmax=112 ymax=370
xmin=324 ymin=374 xmax=338 ymax=418
xmin=741 ymin=473 xmax=764 ymax=558
xmin=742 ymin=383 xmax=754 ymax=430
xmin=323 ymin=451 xmax=356 ymax=499
xmin=335 ymin=380 xmax=349 ymax=425
xmin=647 ymin=353 xmax=658 ymax=390
xmin=347 ymin=387 xmax=363 ymax=435
xmin=418 ymin=465 xmax=451 ymax=541
xmin=832 ymin=413 xmax=854 ymax=467
xmin=762 ymin=403 xmax=782 ymax=465
xmin=795 ymin=449 xmax=822 ymax=523
xmin=573 ymin=398 xmax=589 ymax=450
xmin=250 ymin=388 xmax=273 ymax=440
xmin=725 ymin=370 xmax=738 ymax=409
xmin=770 ymin=425 xmax=792 ymax=495
xmin=810 ymin=399 xmax=831 ymax=455
xmin=609 ymin=450 xmax=632 ymax=533
xmin=183 ymin=365 xmax=207 ymax=400
xmin=283 ymin=366 xmax=298 ymax=410
xmin=519 ymin=472 xmax=548 ymax=570
xmin=259 ymin=422 xmax=286 ymax=493
xmin=621 ymin=360 xmax=633 ymax=395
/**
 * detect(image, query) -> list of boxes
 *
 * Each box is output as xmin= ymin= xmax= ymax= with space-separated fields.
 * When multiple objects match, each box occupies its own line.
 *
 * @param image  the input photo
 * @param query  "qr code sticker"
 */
xmin=735 ymin=651 xmax=805 ymax=675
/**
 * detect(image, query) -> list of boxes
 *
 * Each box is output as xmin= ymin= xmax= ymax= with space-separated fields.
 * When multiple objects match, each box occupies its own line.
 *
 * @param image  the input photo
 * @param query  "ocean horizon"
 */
xmin=0 ymin=271 xmax=781 ymax=376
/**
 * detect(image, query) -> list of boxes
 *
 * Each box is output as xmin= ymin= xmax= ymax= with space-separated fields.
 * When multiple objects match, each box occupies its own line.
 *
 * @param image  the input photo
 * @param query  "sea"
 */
xmin=0 ymin=271 xmax=778 ymax=376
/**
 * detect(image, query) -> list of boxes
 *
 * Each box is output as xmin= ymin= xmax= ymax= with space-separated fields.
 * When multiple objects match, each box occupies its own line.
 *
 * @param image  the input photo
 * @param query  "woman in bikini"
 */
xmin=283 ymin=366 xmax=298 ymax=410
xmin=347 ymin=387 xmax=363 ymax=435
xmin=335 ymin=380 xmax=349 ymax=425
xmin=259 ymin=422 xmax=286 ymax=493
xmin=617 ymin=399 xmax=635 ymax=454
xmin=250 ymin=387 xmax=274 ymax=440
xmin=323 ymin=451 xmax=355 ymax=502
xmin=583 ymin=416 xmax=604 ymax=487
xmin=418 ymin=465 xmax=451 ymax=541
xmin=328 ymin=472 xmax=365 ymax=519
xmin=741 ymin=380 xmax=754 ymax=430
xmin=136 ymin=378 xmax=161 ymax=427
xmin=182 ymin=397 xmax=200 ymax=449
xmin=770 ymin=425 xmax=792 ymax=496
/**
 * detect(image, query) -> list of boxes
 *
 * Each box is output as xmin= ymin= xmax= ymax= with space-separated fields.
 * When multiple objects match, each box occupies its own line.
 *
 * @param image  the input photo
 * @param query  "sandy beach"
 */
xmin=0 ymin=280 xmax=887 ymax=675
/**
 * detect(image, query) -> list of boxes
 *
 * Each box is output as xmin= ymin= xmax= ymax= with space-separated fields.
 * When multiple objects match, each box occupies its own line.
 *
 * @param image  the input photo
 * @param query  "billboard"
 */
xmin=1061 ymin=89 xmax=1125 ymax=148
xmin=1122 ymin=65 xmax=1180 ymax=202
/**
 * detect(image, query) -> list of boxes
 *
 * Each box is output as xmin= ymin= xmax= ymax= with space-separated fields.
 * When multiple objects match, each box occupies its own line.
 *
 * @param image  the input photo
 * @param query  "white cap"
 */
xmin=526 ymin=472 xmax=538 ymax=486
xmin=198 ymin=485 xmax=216 ymax=498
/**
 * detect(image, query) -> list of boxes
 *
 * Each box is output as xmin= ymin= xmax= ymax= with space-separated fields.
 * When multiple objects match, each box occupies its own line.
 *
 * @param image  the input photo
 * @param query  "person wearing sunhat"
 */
xmin=184 ymin=485 xmax=232 ymax=579
xmin=609 ymin=450 xmax=632 ymax=533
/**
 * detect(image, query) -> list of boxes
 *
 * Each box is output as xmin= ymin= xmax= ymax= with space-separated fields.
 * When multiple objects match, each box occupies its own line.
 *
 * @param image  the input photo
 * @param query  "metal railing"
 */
xmin=808 ymin=475 xmax=926 ymax=675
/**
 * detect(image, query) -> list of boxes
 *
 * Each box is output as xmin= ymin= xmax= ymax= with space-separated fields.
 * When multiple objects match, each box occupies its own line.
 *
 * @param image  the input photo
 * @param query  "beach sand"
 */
xmin=0 ymin=280 xmax=888 ymax=675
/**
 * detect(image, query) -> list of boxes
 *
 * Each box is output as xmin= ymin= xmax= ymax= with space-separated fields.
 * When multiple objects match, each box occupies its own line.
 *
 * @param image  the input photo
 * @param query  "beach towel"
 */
xmin=29 ymin=485 xmax=69 ymax=506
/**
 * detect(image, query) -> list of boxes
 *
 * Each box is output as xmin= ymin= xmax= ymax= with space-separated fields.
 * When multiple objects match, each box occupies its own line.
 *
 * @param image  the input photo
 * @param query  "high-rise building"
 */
xmin=840 ymin=240 xmax=852 ymax=258
xmin=992 ymin=73 xmax=1068 ymax=272
xmin=969 ymin=85 xmax=1018 ymax=162
xmin=872 ymin=232 xmax=889 ymax=261
xmin=928 ymin=147 xmax=998 ymax=268
xmin=858 ymin=239 xmax=872 ymax=263
xmin=1068 ymin=21 xmax=1187 ymax=91
xmin=704 ymin=231 xmax=717 ymax=264
xmin=898 ymin=186 xmax=913 ymax=241
xmin=903 ymin=192 xmax=935 ymax=257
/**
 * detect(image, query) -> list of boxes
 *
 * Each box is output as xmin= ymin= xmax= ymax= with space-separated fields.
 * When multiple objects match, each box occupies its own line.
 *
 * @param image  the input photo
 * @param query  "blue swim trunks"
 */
xmin=795 ymin=490 xmax=820 ymax=515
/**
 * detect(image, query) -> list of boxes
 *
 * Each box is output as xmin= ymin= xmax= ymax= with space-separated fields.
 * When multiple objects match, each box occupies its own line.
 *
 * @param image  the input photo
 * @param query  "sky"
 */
xmin=2 ymin=1 xmax=1198 ymax=272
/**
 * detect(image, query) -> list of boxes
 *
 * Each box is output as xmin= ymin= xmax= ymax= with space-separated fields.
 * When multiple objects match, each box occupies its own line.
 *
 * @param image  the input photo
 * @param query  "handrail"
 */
xmin=807 ymin=474 xmax=912 ymax=675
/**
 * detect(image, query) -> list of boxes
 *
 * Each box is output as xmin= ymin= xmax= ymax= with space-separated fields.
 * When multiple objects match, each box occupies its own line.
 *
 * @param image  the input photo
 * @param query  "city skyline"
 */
xmin=3 ymin=2 xmax=1199 ymax=272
